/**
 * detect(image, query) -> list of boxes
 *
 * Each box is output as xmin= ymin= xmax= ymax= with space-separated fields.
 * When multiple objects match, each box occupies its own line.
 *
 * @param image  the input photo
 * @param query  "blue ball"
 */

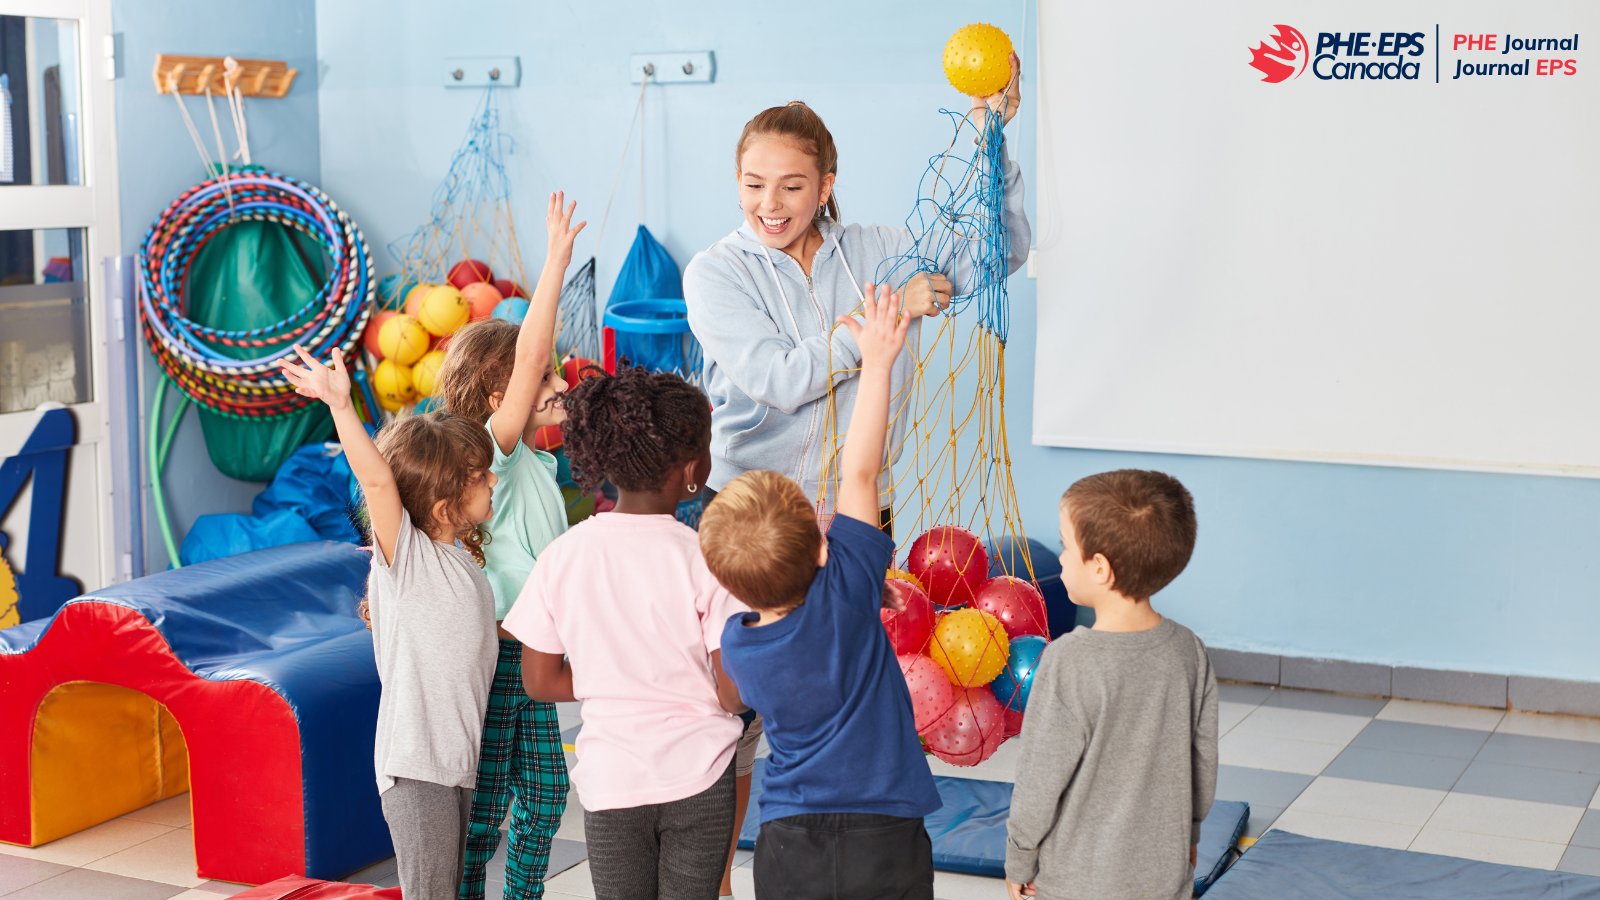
xmin=494 ymin=297 xmax=530 ymax=325
xmin=414 ymin=395 xmax=442 ymax=414
xmin=988 ymin=536 xmax=1077 ymax=637
xmin=991 ymin=634 xmax=1049 ymax=712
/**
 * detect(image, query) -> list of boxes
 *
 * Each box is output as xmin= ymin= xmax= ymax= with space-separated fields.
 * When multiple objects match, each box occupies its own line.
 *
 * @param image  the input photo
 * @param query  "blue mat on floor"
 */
xmin=1205 ymin=830 xmax=1600 ymax=899
xmin=736 ymin=759 xmax=1249 ymax=891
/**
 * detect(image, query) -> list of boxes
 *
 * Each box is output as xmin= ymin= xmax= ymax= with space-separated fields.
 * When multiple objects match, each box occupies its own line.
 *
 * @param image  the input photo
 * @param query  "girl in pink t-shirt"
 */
xmin=502 ymin=366 xmax=747 ymax=899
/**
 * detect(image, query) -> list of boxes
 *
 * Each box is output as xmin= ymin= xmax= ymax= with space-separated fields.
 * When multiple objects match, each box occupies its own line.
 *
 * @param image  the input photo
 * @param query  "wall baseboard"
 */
xmin=1209 ymin=648 xmax=1600 ymax=717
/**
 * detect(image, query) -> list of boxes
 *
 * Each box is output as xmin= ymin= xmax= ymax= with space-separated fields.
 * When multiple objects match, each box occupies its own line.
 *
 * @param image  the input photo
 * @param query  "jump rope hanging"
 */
xmin=140 ymin=62 xmax=374 ymax=566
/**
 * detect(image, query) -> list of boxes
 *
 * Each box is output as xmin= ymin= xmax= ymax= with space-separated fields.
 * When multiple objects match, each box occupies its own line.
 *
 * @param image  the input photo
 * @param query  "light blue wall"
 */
xmin=313 ymin=0 xmax=1600 ymax=682
xmin=112 ymin=0 xmax=321 ymax=572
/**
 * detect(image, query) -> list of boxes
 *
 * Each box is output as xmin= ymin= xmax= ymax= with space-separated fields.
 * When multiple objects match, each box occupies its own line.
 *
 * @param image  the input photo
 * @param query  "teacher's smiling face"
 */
xmin=737 ymin=137 xmax=836 ymax=254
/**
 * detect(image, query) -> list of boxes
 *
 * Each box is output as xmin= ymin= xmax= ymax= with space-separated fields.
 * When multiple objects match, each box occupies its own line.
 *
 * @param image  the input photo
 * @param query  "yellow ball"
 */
xmin=943 ymin=23 xmax=1014 ymax=97
xmin=418 ymin=284 xmax=470 ymax=336
xmin=412 ymin=349 xmax=447 ymax=397
xmin=929 ymin=608 xmax=1010 ymax=687
xmin=377 ymin=314 xmax=429 ymax=366
xmin=373 ymin=359 xmax=417 ymax=410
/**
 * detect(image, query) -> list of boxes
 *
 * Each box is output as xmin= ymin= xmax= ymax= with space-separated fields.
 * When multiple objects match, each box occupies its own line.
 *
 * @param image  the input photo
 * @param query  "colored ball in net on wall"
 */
xmin=972 ymin=575 xmax=1050 ymax=640
xmin=374 ymin=359 xmax=417 ymax=410
xmin=990 ymin=634 xmax=1048 ymax=713
xmin=378 ymin=273 xmax=406 ymax=311
xmin=924 ymin=685 xmax=1006 ymax=766
xmin=943 ymin=23 xmax=1014 ymax=97
xmin=881 ymin=578 xmax=935 ymax=655
xmin=907 ymin=526 xmax=989 ymax=609
xmin=412 ymin=349 xmax=447 ymax=397
xmin=462 ymin=282 xmax=503 ymax=322
xmin=414 ymin=395 xmax=442 ymax=414
xmin=377 ymin=314 xmax=429 ymax=366
xmin=364 ymin=310 xmax=397 ymax=358
xmin=494 ymin=278 xmax=528 ymax=299
xmin=404 ymin=282 xmax=437 ymax=320
xmin=449 ymin=259 xmax=493 ymax=290
xmin=494 ymin=297 xmax=530 ymax=325
xmin=897 ymin=652 xmax=955 ymax=734
xmin=419 ymin=285 xmax=470 ymax=336
xmin=929 ymin=607 xmax=1009 ymax=687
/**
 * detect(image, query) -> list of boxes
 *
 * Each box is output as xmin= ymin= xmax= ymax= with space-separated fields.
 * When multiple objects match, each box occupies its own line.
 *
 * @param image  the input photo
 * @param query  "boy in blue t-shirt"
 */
xmin=700 ymin=284 xmax=940 ymax=900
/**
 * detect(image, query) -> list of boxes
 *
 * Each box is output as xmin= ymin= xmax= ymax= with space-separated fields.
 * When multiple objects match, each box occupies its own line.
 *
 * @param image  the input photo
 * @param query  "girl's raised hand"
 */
xmin=545 ymin=191 xmax=587 ymax=272
xmin=837 ymin=283 xmax=912 ymax=373
xmin=279 ymin=344 xmax=352 ymax=411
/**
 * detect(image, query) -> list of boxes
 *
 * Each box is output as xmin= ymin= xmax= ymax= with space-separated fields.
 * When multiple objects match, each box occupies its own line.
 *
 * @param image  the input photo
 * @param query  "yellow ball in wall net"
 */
xmin=418 ymin=285 xmax=470 ymax=337
xmin=412 ymin=349 xmax=447 ymax=397
xmin=374 ymin=358 xmax=417 ymax=410
xmin=377 ymin=314 xmax=429 ymax=366
xmin=943 ymin=23 xmax=1014 ymax=97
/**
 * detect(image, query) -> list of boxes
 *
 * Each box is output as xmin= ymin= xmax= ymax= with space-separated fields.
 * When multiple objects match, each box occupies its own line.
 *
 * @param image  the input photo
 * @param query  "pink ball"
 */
xmin=881 ymin=579 xmax=936 ymax=655
xmin=906 ymin=526 xmax=989 ymax=609
xmin=972 ymin=576 xmax=1050 ymax=639
xmin=897 ymin=653 xmax=955 ymax=734
xmin=924 ymin=685 xmax=1006 ymax=766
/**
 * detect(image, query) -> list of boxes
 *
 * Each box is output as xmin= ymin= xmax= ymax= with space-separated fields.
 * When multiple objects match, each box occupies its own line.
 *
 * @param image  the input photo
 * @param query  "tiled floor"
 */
xmin=5 ymin=691 xmax=1600 ymax=898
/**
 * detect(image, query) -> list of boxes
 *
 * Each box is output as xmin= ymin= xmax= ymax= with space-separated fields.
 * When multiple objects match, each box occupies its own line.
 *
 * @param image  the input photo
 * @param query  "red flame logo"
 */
xmin=1249 ymin=25 xmax=1309 ymax=83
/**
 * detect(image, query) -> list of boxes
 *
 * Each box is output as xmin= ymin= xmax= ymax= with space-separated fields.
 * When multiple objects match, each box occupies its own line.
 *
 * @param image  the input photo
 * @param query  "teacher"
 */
xmin=684 ymin=56 xmax=1029 ymax=528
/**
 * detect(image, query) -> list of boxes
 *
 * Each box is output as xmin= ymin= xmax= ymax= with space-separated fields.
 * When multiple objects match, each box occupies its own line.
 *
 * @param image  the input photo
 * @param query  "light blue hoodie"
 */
xmin=683 ymin=139 xmax=1030 ymax=511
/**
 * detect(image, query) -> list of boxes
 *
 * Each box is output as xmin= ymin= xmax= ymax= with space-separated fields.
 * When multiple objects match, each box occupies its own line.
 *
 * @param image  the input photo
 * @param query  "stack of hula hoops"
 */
xmin=138 ymin=170 xmax=374 ymax=420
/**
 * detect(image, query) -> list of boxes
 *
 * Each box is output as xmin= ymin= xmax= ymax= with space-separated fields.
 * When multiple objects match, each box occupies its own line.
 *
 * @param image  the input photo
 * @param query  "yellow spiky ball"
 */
xmin=929 ymin=607 xmax=1010 ymax=687
xmin=943 ymin=23 xmax=1014 ymax=97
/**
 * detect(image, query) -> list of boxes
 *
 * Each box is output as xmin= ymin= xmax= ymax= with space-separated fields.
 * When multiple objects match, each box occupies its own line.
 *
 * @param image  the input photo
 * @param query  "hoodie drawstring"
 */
xmin=759 ymin=230 xmax=867 ymax=342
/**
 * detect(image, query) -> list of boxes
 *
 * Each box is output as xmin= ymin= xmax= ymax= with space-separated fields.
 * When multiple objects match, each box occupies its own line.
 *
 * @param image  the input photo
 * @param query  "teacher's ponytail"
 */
xmin=735 ymin=100 xmax=840 ymax=224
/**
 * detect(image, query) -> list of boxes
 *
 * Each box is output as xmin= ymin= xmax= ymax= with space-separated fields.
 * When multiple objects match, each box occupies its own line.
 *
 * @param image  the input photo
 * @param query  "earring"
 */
xmin=687 ymin=483 xmax=699 ymax=495
xmin=817 ymin=204 xmax=826 ymax=218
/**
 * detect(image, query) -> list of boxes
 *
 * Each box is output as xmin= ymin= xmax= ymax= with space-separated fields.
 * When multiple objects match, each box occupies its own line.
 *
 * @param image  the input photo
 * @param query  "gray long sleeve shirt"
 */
xmin=1005 ymin=617 xmax=1218 ymax=900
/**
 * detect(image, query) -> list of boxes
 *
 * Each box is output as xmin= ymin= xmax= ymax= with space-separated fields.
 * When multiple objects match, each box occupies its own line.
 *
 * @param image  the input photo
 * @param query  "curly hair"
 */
xmin=433 ymin=318 xmax=518 ymax=424
xmin=374 ymin=412 xmax=494 ymax=565
xmin=561 ymin=366 xmax=711 ymax=493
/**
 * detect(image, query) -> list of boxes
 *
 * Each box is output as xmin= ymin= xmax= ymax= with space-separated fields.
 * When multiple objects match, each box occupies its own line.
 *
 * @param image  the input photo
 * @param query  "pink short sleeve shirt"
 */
xmin=502 ymin=512 xmax=748 ymax=810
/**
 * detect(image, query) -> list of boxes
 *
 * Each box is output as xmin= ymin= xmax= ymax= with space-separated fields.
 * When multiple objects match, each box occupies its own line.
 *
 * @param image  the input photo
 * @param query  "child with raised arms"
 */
xmin=431 ymin=192 xmax=585 ymax=900
xmin=278 ymin=346 xmax=498 ymax=900
xmin=502 ymin=365 xmax=748 ymax=900
xmin=698 ymin=284 xmax=941 ymax=900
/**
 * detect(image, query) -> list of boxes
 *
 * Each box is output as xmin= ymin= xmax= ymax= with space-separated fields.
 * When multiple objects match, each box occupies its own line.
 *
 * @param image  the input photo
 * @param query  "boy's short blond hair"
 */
xmin=699 ymin=470 xmax=822 ymax=611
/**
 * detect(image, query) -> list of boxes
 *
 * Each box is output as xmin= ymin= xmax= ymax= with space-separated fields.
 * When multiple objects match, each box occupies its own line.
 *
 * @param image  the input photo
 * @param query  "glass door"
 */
xmin=0 ymin=0 xmax=120 ymax=616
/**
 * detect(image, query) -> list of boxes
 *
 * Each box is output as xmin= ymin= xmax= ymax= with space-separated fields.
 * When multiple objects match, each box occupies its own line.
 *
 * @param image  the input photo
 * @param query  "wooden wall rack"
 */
xmin=152 ymin=55 xmax=298 ymax=98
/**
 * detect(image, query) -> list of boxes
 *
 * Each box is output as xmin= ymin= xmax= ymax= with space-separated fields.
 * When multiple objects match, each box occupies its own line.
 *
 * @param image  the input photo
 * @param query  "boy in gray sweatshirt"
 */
xmin=1005 ymin=470 xmax=1218 ymax=900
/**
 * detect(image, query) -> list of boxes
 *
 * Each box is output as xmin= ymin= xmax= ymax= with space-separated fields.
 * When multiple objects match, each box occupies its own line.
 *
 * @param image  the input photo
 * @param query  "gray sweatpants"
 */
xmin=584 ymin=760 xmax=737 ymax=900
xmin=380 ymin=777 xmax=473 ymax=900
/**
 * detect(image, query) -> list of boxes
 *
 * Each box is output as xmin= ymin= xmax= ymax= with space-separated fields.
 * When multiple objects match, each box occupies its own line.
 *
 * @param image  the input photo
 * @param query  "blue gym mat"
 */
xmin=1205 ymin=829 xmax=1600 ymax=899
xmin=735 ymin=758 xmax=1249 ymax=893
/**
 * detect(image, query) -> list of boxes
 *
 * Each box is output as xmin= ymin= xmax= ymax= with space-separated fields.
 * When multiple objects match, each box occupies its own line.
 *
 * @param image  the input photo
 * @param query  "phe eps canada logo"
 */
xmin=1248 ymin=25 xmax=1310 ymax=82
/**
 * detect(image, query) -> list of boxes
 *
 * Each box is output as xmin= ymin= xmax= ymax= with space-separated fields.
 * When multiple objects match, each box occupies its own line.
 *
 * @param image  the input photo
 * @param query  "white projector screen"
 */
xmin=1032 ymin=0 xmax=1600 ymax=476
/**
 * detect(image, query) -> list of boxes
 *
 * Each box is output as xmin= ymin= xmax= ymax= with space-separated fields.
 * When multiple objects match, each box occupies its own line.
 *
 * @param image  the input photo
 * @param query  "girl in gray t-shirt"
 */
xmin=281 ymin=345 xmax=499 ymax=900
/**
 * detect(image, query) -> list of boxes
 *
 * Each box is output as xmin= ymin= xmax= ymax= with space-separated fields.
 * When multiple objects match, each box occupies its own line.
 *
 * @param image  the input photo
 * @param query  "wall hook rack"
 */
xmin=152 ymin=54 xmax=297 ymax=97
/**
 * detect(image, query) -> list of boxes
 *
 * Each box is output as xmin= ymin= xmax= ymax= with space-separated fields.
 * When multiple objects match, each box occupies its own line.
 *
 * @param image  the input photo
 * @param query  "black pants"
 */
xmin=584 ymin=761 xmax=737 ymax=900
xmin=752 ymin=813 xmax=933 ymax=900
xmin=701 ymin=489 xmax=893 ymax=538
